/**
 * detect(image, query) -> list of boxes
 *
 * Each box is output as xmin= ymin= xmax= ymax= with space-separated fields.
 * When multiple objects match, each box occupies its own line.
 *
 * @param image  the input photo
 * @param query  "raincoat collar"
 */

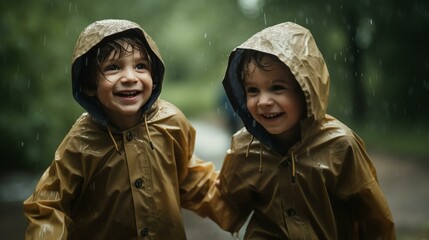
xmin=71 ymin=19 xmax=165 ymax=128
xmin=222 ymin=22 xmax=330 ymax=155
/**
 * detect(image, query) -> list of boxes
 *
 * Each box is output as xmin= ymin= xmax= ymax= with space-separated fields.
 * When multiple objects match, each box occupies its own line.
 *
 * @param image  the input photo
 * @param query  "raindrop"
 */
xmin=21 ymin=142 xmax=24 ymax=147
xmin=204 ymin=33 xmax=207 ymax=38
xmin=90 ymin=182 xmax=96 ymax=191
xmin=15 ymin=64 xmax=20 ymax=80
xmin=36 ymin=133 xmax=39 ymax=141
xmin=326 ymin=4 xmax=332 ymax=13
xmin=423 ymin=80 xmax=429 ymax=90
xmin=39 ymin=224 xmax=54 ymax=238
xmin=238 ymin=0 xmax=264 ymax=18
xmin=231 ymin=232 xmax=240 ymax=240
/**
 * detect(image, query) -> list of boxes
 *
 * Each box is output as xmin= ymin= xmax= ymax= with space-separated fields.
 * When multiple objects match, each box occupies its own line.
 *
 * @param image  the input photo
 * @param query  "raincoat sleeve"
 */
xmin=217 ymin=135 xmax=254 ymax=233
xmin=23 ymin=134 xmax=84 ymax=240
xmin=334 ymin=133 xmax=396 ymax=239
xmin=176 ymin=118 xmax=243 ymax=232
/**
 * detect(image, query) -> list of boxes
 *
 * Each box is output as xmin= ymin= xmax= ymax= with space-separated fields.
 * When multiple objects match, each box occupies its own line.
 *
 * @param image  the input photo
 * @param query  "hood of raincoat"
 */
xmin=222 ymin=22 xmax=330 ymax=154
xmin=71 ymin=19 xmax=165 ymax=127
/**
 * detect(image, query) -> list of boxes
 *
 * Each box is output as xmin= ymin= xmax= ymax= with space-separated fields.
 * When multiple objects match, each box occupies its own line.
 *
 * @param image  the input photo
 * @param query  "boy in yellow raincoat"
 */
xmin=23 ymin=19 xmax=236 ymax=239
xmin=218 ymin=22 xmax=396 ymax=239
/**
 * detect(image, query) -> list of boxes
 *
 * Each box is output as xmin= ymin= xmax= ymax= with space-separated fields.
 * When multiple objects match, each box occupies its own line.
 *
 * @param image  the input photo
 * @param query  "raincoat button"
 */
xmin=126 ymin=132 xmax=133 ymax=141
xmin=135 ymin=178 xmax=144 ymax=188
xmin=287 ymin=208 xmax=296 ymax=217
xmin=140 ymin=227 xmax=149 ymax=237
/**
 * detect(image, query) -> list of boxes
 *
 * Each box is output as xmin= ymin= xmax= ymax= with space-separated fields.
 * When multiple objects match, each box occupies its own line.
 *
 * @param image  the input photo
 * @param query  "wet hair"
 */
xmin=238 ymin=49 xmax=303 ymax=95
xmin=239 ymin=50 xmax=280 ymax=77
xmin=238 ymin=50 xmax=280 ymax=93
xmin=81 ymin=29 xmax=153 ymax=91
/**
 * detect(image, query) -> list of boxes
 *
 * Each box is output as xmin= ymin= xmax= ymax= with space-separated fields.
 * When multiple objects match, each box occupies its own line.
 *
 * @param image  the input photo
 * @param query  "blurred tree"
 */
xmin=0 ymin=0 xmax=428 ymax=171
xmin=370 ymin=1 xmax=429 ymax=124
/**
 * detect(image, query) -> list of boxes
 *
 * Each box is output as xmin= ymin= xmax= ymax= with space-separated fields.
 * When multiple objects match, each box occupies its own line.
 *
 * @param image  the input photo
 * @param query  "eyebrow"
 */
xmin=270 ymin=78 xmax=290 ymax=84
xmin=104 ymin=51 xmax=148 ymax=63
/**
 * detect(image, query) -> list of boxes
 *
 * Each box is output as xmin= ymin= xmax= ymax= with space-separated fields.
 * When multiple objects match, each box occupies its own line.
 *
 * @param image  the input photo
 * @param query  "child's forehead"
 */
xmin=244 ymin=59 xmax=298 ymax=85
xmin=105 ymin=41 xmax=148 ymax=60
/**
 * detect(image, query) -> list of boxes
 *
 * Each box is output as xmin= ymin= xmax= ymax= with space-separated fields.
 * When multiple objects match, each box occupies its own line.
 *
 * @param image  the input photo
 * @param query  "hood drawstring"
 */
xmin=144 ymin=114 xmax=154 ymax=150
xmin=107 ymin=114 xmax=154 ymax=154
xmin=258 ymin=143 xmax=263 ymax=173
xmin=291 ymin=149 xmax=296 ymax=184
xmin=245 ymin=136 xmax=263 ymax=174
xmin=245 ymin=136 xmax=297 ymax=179
xmin=107 ymin=126 xmax=121 ymax=155
xmin=245 ymin=135 xmax=254 ymax=158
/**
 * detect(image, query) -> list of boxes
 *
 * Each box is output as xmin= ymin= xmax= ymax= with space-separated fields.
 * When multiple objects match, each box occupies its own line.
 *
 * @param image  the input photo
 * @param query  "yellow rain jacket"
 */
xmin=219 ymin=22 xmax=396 ymax=239
xmin=23 ymin=19 xmax=234 ymax=240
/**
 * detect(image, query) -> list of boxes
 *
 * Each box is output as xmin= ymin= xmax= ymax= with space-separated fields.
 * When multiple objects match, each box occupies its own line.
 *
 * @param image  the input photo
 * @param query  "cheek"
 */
xmin=246 ymin=98 xmax=258 ymax=116
xmin=142 ymin=74 xmax=153 ymax=87
xmin=288 ymin=96 xmax=306 ymax=117
xmin=143 ymin=78 xmax=154 ymax=95
xmin=246 ymin=97 xmax=255 ymax=109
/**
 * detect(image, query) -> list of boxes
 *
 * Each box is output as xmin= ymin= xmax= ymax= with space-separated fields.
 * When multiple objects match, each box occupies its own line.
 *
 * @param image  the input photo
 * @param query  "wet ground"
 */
xmin=1 ymin=119 xmax=428 ymax=239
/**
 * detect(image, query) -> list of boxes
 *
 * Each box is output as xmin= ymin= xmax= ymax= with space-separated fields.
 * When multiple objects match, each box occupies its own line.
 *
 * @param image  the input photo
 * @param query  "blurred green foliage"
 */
xmin=0 ymin=0 xmax=428 ymax=170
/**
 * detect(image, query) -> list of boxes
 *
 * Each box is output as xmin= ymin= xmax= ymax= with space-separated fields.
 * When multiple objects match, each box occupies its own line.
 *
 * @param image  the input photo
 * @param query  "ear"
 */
xmin=84 ymin=88 xmax=96 ymax=97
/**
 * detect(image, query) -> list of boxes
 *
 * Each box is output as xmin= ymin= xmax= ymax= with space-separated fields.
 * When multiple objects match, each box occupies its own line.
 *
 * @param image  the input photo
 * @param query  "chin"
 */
xmin=265 ymin=129 xmax=284 ymax=135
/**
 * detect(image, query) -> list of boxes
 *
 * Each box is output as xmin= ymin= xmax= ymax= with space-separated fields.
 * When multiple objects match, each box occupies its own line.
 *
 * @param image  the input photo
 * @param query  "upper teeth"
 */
xmin=264 ymin=113 xmax=279 ymax=118
xmin=118 ymin=91 xmax=136 ymax=95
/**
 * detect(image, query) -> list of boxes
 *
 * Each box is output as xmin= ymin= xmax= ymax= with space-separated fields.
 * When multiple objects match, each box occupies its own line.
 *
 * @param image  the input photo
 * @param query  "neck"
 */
xmin=273 ymin=124 xmax=301 ymax=150
xmin=107 ymin=112 xmax=143 ymax=131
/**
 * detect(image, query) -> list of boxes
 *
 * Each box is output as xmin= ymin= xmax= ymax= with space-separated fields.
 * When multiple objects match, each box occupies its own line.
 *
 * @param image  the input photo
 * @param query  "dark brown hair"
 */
xmin=239 ymin=50 xmax=280 ymax=76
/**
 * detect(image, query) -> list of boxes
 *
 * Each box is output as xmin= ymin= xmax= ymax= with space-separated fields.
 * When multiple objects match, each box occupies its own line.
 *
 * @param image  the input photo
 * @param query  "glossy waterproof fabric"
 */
xmin=220 ymin=22 xmax=395 ymax=239
xmin=23 ymin=19 xmax=236 ymax=240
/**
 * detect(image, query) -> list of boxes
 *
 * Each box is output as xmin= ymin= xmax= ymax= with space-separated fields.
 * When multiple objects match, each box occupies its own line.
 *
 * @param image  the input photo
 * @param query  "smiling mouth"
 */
xmin=261 ymin=112 xmax=284 ymax=119
xmin=114 ymin=91 xmax=141 ymax=98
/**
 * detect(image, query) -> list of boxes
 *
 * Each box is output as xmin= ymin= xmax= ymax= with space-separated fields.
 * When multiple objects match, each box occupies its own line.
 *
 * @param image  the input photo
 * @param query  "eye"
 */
xmin=103 ymin=64 xmax=120 ymax=72
xmin=135 ymin=63 xmax=148 ymax=70
xmin=245 ymin=86 xmax=259 ymax=96
xmin=271 ymin=84 xmax=287 ymax=91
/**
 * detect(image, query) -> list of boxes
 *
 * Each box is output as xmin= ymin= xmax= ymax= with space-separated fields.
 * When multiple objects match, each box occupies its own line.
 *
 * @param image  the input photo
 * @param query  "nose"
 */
xmin=257 ymin=92 xmax=273 ymax=106
xmin=120 ymin=67 xmax=138 ymax=83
